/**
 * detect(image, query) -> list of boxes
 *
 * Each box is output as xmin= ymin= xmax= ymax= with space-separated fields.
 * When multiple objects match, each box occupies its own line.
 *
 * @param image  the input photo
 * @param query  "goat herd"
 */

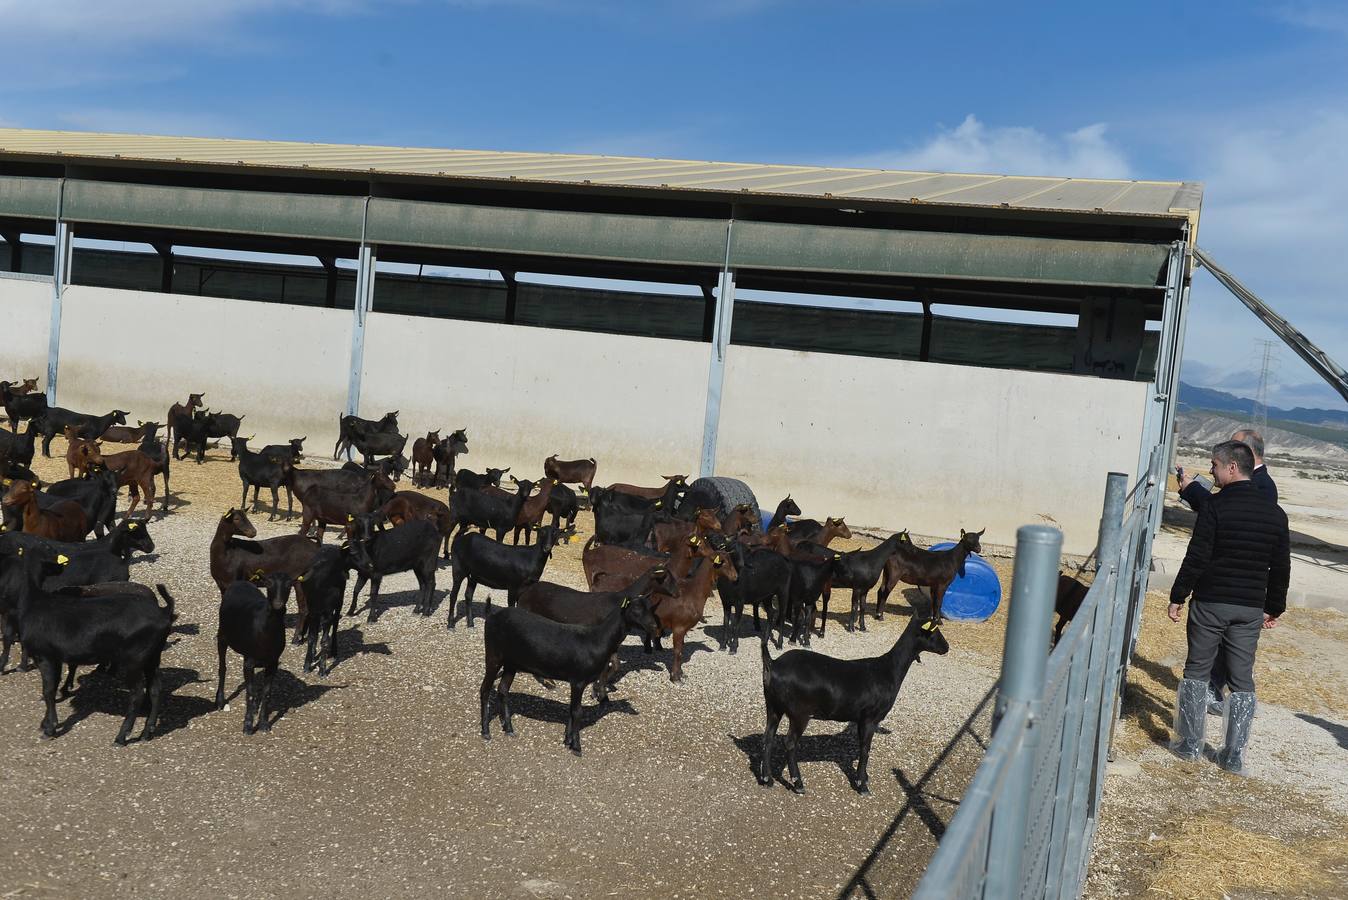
xmin=0 ymin=378 xmax=987 ymax=795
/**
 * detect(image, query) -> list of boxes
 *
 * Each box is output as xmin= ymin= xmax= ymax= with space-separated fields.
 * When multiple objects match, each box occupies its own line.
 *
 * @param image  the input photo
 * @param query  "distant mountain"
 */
xmin=1178 ymin=382 xmax=1348 ymax=430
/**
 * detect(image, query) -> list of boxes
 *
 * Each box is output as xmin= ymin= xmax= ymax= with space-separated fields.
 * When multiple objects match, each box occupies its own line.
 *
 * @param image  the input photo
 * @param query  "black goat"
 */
xmin=818 ymin=532 xmax=908 ymax=635
xmin=431 ymin=428 xmax=469 ymax=487
xmin=233 ymin=437 xmax=294 ymax=521
xmin=454 ymin=466 xmax=509 ymax=494
xmin=448 ymin=525 xmax=559 ymax=628
xmin=11 ymin=543 xmax=175 ymax=744
xmin=1053 ymin=573 xmax=1090 ymax=646
xmin=333 ymin=410 xmax=398 ymax=462
xmin=0 ymin=421 xmax=39 ymax=470
xmin=42 ymin=519 xmax=155 ymax=590
xmin=517 ymin=567 xmax=677 ymax=700
xmin=719 ymin=543 xmax=793 ymax=653
xmin=759 ymin=615 xmax=949 ymax=794
xmin=545 ymin=480 xmax=580 ymax=534
xmin=215 ymin=571 xmax=293 ymax=734
xmin=36 ymin=407 xmax=127 ymax=457
xmin=297 ymin=546 xmax=349 ymax=676
xmin=261 ymin=436 xmax=305 ymax=464
xmin=344 ymin=514 xmax=440 ymax=620
xmin=480 ymin=595 xmax=662 ymax=754
xmin=341 ymin=453 xmax=409 ymax=483
xmin=448 ymin=478 xmax=531 ymax=542
xmin=590 ymin=487 xmax=662 ymax=545
xmin=43 ymin=465 xmax=119 ymax=538
xmin=202 ymin=411 xmax=246 ymax=460
xmin=1 ymin=383 xmax=47 ymax=434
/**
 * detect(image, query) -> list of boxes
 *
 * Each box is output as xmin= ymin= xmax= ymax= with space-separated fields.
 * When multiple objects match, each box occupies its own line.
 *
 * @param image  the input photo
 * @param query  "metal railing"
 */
xmin=913 ymin=464 xmax=1161 ymax=899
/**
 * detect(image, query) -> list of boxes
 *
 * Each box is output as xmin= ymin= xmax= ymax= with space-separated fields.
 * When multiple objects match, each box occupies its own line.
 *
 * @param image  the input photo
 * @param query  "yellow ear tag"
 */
xmin=921 ymin=620 xmax=936 ymax=631
xmin=16 ymin=547 xmax=22 ymax=556
xmin=1 ymin=479 xmax=9 ymax=486
xmin=128 ymin=522 xmax=138 ymax=530
xmin=713 ymin=555 xmax=722 ymax=564
xmin=688 ymin=536 xmax=697 ymax=545
xmin=296 ymin=575 xmax=306 ymax=583
xmin=56 ymin=554 xmax=69 ymax=565
xmin=347 ymin=514 xmax=354 ymax=522
xmin=621 ymin=598 xmax=630 ymax=609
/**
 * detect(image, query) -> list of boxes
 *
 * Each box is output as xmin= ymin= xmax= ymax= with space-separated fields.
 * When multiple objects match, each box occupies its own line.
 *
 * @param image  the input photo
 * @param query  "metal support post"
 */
xmin=985 ymin=524 xmax=1062 ymax=899
xmin=700 ymin=283 xmax=717 ymax=342
xmin=345 ymin=197 xmax=374 ymax=420
xmin=501 ymin=270 xmax=518 ymax=324
xmin=919 ymin=299 xmax=933 ymax=361
xmin=46 ymin=180 xmax=70 ymax=406
xmin=698 ymin=220 xmax=735 ymax=479
xmin=153 ymin=242 xmax=174 ymax=293
xmin=1 ymin=231 xmax=20 ymax=272
xmin=318 ymin=256 xmax=338 ymax=308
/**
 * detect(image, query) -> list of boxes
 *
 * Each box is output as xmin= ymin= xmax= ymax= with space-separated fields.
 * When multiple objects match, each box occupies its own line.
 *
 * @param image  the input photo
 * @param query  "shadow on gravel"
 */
xmin=350 ymin=587 xmax=445 ymax=624
xmin=335 ymin=625 xmax=392 ymax=664
xmin=216 ymin=668 xmax=345 ymax=729
xmin=489 ymin=690 xmax=638 ymax=733
xmin=65 ymin=665 xmax=210 ymax=738
xmin=1296 ymin=713 xmax=1348 ymax=750
xmin=837 ymin=684 xmax=997 ymax=900
xmin=730 ymin=723 xmax=862 ymax=788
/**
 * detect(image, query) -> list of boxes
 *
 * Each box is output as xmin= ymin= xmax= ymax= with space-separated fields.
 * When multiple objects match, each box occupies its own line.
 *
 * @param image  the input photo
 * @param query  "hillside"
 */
xmin=1179 ymin=382 xmax=1348 ymax=430
xmin=1177 ymin=410 xmax=1348 ymax=464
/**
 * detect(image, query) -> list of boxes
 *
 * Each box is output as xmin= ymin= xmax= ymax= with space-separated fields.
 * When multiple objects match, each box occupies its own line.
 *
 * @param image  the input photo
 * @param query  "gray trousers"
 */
xmin=1183 ymin=602 xmax=1263 ymax=693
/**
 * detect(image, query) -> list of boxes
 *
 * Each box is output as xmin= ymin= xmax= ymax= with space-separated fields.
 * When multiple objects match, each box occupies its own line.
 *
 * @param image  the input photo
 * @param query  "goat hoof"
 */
xmin=757 ymin=775 xmax=773 ymax=787
xmin=113 ymin=735 xmax=129 ymax=746
xmin=789 ymin=781 xmax=806 ymax=795
xmin=481 ymin=732 xmax=491 ymax=741
xmin=570 ymin=747 xmax=582 ymax=758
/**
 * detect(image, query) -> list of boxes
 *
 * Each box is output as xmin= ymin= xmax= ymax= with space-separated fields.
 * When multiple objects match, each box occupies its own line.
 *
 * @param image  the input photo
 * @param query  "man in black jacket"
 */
xmin=1177 ymin=428 xmax=1278 ymax=712
xmin=1168 ymin=440 xmax=1290 ymax=773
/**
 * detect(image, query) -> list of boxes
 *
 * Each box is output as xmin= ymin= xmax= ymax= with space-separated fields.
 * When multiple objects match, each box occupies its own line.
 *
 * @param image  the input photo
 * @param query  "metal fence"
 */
xmin=911 ymin=461 xmax=1162 ymax=900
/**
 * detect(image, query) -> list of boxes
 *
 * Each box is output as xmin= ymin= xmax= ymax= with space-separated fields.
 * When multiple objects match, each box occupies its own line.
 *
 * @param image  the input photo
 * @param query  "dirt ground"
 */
xmin=1086 ymin=463 xmax=1348 ymax=900
xmin=0 ymin=447 xmax=1014 ymax=899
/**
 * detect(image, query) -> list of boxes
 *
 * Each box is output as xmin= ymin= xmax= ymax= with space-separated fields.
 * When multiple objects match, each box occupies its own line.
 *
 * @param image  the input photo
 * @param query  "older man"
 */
xmin=1168 ymin=440 xmax=1290 ymax=773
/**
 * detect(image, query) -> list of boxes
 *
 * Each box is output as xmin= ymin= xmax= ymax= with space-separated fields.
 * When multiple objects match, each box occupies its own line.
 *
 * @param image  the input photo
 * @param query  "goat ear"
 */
xmin=960 ymin=528 xmax=967 ymax=537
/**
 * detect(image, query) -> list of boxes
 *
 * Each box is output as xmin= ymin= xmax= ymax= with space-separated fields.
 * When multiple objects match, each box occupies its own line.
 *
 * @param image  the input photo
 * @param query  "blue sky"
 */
xmin=2 ymin=0 xmax=1346 ymax=409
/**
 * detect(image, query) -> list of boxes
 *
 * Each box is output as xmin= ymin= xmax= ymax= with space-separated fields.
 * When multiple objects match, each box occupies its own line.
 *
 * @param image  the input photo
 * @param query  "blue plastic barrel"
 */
xmin=926 ymin=541 xmax=1002 ymax=622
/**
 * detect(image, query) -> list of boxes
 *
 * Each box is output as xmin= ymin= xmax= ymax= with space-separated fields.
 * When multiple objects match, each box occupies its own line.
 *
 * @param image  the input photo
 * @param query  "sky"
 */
xmin=1 ymin=0 xmax=1346 ymax=409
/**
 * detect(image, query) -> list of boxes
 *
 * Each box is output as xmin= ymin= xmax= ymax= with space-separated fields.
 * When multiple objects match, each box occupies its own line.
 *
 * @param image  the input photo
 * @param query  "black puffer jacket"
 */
xmin=1170 ymin=480 xmax=1291 ymax=617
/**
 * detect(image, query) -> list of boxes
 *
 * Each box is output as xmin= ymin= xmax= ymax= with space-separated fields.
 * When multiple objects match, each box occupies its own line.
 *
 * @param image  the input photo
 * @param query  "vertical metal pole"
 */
xmin=346 ymin=197 xmax=373 ymax=420
xmin=501 ymin=270 xmax=518 ymax=324
xmin=45 ymin=179 xmax=69 ymax=406
xmin=698 ymin=219 xmax=735 ymax=478
xmin=700 ymin=283 xmax=717 ymax=342
xmin=919 ymin=300 xmax=933 ymax=361
xmin=985 ymin=524 xmax=1062 ymax=899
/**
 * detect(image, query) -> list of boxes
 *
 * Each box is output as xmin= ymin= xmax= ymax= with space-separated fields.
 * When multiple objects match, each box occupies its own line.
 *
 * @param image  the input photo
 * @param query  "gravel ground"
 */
xmin=0 ymin=450 xmax=1007 ymax=899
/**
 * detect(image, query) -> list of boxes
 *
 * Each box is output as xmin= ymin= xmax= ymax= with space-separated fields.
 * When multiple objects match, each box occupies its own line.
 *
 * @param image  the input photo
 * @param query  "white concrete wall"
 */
xmin=360 ymin=312 xmax=710 ymax=485
xmin=5 ymin=279 xmax=1148 ymax=552
xmin=54 ymin=286 xmax=352 ymax=445
xmin=0 ymin=275 xmax=53 ymax=385
xmin=715 ymin=344 xmax=1148 ymax=555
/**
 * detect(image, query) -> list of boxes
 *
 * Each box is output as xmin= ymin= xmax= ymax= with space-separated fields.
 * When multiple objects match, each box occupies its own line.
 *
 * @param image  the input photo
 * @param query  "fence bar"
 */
xmin=984 ymin=525 xmax=1062 ymax=899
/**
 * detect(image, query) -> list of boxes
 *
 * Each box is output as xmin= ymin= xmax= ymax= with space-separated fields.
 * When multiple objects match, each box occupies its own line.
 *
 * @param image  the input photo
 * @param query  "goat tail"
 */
xmin=759 ymin=628 xmax=773 ymax=686
xmin=155 ymin=584 xmax=178 ymax=621
xmin=583 ymin=534 xmax=600 ymax=553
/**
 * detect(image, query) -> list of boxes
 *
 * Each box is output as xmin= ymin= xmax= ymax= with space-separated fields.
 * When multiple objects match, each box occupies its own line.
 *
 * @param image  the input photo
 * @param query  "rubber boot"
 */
xmin=1214 ymin=691 xmax=1256 ymax=775
xmin=1206 ymin=682 xmax=1226 ymax=717
xmin=1169 ymin=677 xmax=1207 ymax=761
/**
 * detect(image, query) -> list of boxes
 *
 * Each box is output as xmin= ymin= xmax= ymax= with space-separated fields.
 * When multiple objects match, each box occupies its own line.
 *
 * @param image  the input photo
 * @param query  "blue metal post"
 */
xmin=698 ymin=219 xmax=735 ymax=478
xmin=345 ymin=197 xmax=373 ymax=421
xmin=985 ymin=524 xmax=1062 ymax=899
xmin=45 ymin=179 xmax=69 ymax=405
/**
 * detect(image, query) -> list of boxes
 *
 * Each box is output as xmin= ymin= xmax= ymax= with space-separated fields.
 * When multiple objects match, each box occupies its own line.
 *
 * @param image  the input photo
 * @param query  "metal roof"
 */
xmin=0 ymin=128 xmax=1201 ymax=223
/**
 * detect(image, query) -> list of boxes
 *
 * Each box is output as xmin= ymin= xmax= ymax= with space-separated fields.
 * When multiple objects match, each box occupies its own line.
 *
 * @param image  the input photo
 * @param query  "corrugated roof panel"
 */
xmin=0 ymin=128 xmax=1200 ymax=221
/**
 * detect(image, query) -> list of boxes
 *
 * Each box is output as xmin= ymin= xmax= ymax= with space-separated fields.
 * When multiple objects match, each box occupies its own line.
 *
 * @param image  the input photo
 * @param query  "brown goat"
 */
xmin=8 ymin=378 xmax=38 ymax=395
xmin=876 ymin=528 xmax=985 ymax=622
xmin=656 ymin=553 xmax=739 ymax=682
xmin=101 ymin=448 xmax=161 ymax=520
xmin=543 ymin=454 xmax=598 ymax=493
xmin=652 ymin=507 xmax=723 ymax=553
xmin=2 ymin=478 xmax=89 ymax=540
xmin=512 ymin=478 xmax=557 ymax=545
xmin=411 ymin=430 xmax=439 ymax=485
xmin=381 ymin=490 xmax=453 ymax=558
xmin=99 ymin=421 xmax=151 ymax=444
xmin=585 ymin=533 xmax=712 ymax=591
xmin=165 ymin=392 xmax=204 ymax=449
xmin=606 ymin=474 xmax=686 ymax=501
xmin=63 ymin=427 xmax=104 ymax=480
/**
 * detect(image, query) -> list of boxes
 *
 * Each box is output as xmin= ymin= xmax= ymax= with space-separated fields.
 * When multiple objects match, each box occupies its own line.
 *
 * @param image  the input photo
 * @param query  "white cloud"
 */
xmin=1179 ymin=109 xmax=1348 ymax=409
xmin=1274 ymin=2 xmax=1348 ymax=37
xmin=852 ymin=114 xmax=1133 ymax=179
xmin=0 ymin=1 xmax=364 ymax=44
